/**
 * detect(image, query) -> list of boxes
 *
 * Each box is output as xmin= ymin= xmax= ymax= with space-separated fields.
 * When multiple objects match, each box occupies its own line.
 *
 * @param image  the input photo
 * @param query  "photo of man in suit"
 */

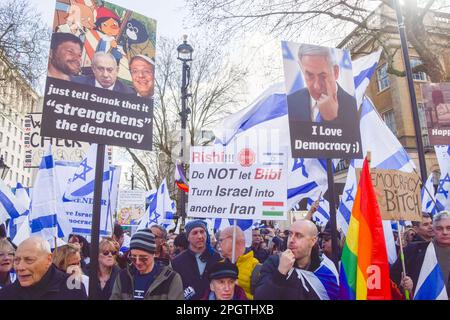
xmin=287 ymin=44 xmax=357 ymax=123
xmin=72 ymin=51 xmax=134 ymax=94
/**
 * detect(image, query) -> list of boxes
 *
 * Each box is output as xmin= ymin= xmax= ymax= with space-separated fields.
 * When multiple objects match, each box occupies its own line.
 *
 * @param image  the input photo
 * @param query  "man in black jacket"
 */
xmin=254 ymin=220 xmax=323 ymax=300
xmin=411 ymin=213 xmax=434 ymax=243
xmin=172 ymin=220 xmax=221 ymax=300
xmin=0 ymin=236 xmax=87 ymax=300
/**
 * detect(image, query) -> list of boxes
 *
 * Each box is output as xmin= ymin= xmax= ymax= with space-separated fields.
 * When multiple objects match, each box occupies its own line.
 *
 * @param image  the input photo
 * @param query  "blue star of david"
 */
xmin=447 ymin=146 xmax=450 ymax=157
xmin=340 ymin=50 xmax=352 ymax=69
xmin=292 ymin=158 xmax=308 ymax=178
xmin=345 ymin=185 xmax=355 ymax=202
xmin=437 ymin=174 xmax=450 ymax=199
xmin=149 ymin=211 xmax=160 ymax=224
xmin=73 ymin=159 xmax=93 ymax=182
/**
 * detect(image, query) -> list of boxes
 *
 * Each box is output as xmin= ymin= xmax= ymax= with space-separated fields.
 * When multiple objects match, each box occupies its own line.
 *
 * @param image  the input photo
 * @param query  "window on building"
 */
xmin=18 ymin=145 xmax=21 ymax=153
xmin=6 ymin=136 xmax=10 ymax=147
xmin=11 ymin=155 xmax=14 ymax=166
xmin=411 ymin=58 xmax=427 ymax=81
xmin=9 ymin=170 xmax=12 ymax=180
xmin=13 ymin=141 xmax=16 ymax=151
xmin=14 ymin=127 xmax=17 ymax=135
xmin=27 ymin=177 xmax=30 ymax=186
xmin=15 ymin=172 xmax=18 ymax=183
xmin=4 ymin=151 xmax=8 ymax=162
xmin=377 ymin=63 xmax=390 ymax=92
xmin=383 ymin=109 xmax=397 ymax=135
xmin=418 ymin=102 xmax=430 ymax=146
xmin=8 ymin=122 xmax=11 ymax=132
xmin=21 ymin=175 xmax=25 ymax=184
xmin=17 ymin=158 xmax=20 ymax=168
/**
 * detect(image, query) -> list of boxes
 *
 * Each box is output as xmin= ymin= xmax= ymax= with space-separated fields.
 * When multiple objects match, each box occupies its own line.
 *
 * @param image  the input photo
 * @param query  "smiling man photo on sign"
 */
xmin=287 ymin=44 xmax=357 ymax=123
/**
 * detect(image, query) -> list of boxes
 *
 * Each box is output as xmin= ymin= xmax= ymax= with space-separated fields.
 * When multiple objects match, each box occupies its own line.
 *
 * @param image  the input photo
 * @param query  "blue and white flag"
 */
xmin=8 ymin=183 xmax=31 ymax=241
xmin=306 ymin=196 xmax=330 ymax=226
xmin=435 ymin=145 xmax=450 ymax=211
xmin=421 ymin=173 xmax=443 ymax=216
xmin=0 ymin=180 xmax=28 ymax=226
xmin=137 ymin=178 xmax=175 ymax=231
xmin=414 ymin=242 xmax=449 ymax=300
xmin=63 ymin=144 xmax=110 ymax=201
xmin=290 ymin=255 xmax=339 ymax=300
xmin=29 ymin=144 xmax=71 ymax=242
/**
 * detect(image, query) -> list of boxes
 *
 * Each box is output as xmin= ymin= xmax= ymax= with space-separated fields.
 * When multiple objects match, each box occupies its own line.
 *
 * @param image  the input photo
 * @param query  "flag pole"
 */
xmin=396 ymin=221 xmax=411 ymax=300
xmin=413 ymin=168 xmax=438 ymax=208
xmin=88 ymin=144 xmax=106 ymax=300
xmin=326 ymin=158 xmax=339 ymax=269
xmin=231 ymin=219 xmax=237 ymax=263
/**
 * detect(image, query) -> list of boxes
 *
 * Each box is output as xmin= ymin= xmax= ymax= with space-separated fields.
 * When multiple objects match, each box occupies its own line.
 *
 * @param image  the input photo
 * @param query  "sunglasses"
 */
xmin=101 ymin=250 xmax=117 ymax=256
xmin=129 ymin=255 xmax=150 ymax=263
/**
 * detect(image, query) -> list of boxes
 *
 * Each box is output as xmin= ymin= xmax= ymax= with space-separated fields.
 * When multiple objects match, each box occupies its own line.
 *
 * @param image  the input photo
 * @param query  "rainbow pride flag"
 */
xmin=339 ymin=157 xmax=392 ymax=300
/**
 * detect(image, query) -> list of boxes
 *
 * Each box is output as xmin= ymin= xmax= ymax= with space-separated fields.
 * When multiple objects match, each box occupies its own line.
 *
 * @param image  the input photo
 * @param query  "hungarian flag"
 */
xmin=262 ymin=201 xmax=284 ymax=217
xmin=339 ymin=156 xmax=392 ymax=300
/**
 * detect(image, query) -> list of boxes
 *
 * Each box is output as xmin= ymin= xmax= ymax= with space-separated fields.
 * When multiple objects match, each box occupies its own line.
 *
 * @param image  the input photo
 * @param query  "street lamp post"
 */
xmin=177 ymin=35 xmax=193 ymax=229
xmin=0 ymin=154 xmax=10 ymax=180
xmin=125 ymin=165 xmax=135 ymax=190
xmin=393 ymin=0 xmax=428 ymax=182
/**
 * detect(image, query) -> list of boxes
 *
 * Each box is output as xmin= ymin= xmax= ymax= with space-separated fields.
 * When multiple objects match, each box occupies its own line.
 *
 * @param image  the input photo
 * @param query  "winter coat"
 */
xmin=110 ymin=262 xmax=184 ymax=300
xmin=0 ymin=264 xmax=87 ymax=300
xmin=172 ymin=248 xmax=221 ymax=300
xmin=254 ymin=254 xmax=322 ymax=300
xmin=236 ymin=250 xmax=261 ymax=299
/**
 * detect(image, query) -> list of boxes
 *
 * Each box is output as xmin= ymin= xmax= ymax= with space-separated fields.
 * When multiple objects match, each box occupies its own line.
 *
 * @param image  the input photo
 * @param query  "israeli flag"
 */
xmin=63 ymin=144 xmax=110 ymax=201
xmin=421 ymin=173 xmax=443 ymax=216
xmin=0 ymin=180 xmax=28 ymax=226
xmin=290 ymin=255 xmax=339 ymax=300
xmin=414 ymin=242 xmax=449 ymax=300
xmin=29 ymin=144 xmax=71 ymax=242
xmin=8 ymin=183 xmax=31 ymax=240
xmin=306 ymin=197 xmax=330 ymax=226
xmin=435 ymin=145 xmax=450 ymax=211
xmin=137 ymin=178 xmax=176 ymax=231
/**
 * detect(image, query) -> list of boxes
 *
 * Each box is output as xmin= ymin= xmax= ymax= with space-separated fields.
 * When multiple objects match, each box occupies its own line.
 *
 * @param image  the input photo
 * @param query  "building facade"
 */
xmin=0 ymin=58 xmax=39 ymax=187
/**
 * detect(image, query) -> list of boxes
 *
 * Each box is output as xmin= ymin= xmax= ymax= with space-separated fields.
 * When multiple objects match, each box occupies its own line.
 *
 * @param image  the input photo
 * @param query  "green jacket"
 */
xmin=110 ymin=263 xmax=184 ymax=300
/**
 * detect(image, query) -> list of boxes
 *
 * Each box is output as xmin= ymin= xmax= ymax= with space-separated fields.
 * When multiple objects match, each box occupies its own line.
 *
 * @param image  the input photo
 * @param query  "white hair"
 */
xmin=92 ymin=51 xmax=117 ymax=68
xmin=25 ymin=236 xmax=52 ymax=254
xmin=298 ymin=43 xmax=338 ymax=67
xmin=433 ymin=211 xmax=450 ymax=227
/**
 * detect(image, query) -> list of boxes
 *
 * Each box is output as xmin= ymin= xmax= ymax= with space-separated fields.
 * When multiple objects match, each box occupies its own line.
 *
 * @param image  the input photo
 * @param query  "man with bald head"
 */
xmin=0 ymin=236 xmax=87 ymax=300
xmin=254 ymin=220 xmax=334 ymax=300
xmin=218 ymin=226 xmax=261 ymax=299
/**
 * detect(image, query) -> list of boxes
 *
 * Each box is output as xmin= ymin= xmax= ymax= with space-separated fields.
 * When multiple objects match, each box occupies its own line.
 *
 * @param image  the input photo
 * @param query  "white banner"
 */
xmin=55 ymin=161 xmax=120 ymax=236
xmin=188 ymin=146 xmax=288 ymax=220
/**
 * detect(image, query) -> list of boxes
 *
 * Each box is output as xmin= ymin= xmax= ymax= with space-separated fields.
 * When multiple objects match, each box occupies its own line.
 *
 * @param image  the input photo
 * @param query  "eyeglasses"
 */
xmin=129 ymin=255 xmax=150 ymax=263
xmin=0 ymin=252 xmax=15 ymax=259
xmin=101 ymin=250 xmax=117 ymax=256
xmin=130 ymin=69 xmax=153 ymax=77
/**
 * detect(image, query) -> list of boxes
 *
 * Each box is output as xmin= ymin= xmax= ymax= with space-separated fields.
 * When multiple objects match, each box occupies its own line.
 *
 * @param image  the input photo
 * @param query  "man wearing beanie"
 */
xmin=110 ymin=229 xmax=184 ymax=300
xmin=172 ymin=220 xmax=221 ymax=300
xmin=202 ymin=259 xmax=248 ymax=300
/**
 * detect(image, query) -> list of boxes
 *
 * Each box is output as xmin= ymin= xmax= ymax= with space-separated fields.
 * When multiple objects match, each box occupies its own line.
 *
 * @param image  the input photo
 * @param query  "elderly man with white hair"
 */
xmin=0 ymin=236 xmax=87 ymax=300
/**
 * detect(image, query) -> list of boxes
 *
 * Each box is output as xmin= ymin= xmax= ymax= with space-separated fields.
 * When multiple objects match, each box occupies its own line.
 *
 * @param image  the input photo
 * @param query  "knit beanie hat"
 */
xmin=208 ymin=259 xmax=239 ymax=281
xmin=185 ymin=220 xmax=207 ymax=236
xmin=130 ymin=229 xmax=156 ymax=254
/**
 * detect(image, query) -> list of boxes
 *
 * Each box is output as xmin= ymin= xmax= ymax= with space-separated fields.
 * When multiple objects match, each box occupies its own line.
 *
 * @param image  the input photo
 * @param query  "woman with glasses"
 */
xmin=52 ymin=243 xmax=89 ymax=295
xmin=93 ymin=239 xmax=121 ymax=300
xmin=0 ymin=239 xmax=16 ymax=289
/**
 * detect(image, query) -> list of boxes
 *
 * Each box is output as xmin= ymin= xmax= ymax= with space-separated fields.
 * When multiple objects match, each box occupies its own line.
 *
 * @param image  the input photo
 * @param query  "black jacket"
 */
xmin=391 ymin=241 xmax=429 ymax=295
xmin=0 ymin=264 xmax=87 ymax=300
xmin=254 ymin=253 xmax=322 ymax=300
xmin=90 ymin=265 xmax=121 ymax=300
xmin=287 ymin=85 xmax=358 ymax=123
xmin=171 ymin=248 xmax=221 ymax=300
xmin=250 ymin=246 xmax=270 ymax=264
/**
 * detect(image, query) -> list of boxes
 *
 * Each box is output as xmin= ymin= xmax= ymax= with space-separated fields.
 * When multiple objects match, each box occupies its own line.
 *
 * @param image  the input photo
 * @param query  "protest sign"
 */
xmin=283 ymin=41 xmax=362 ymax=159
xmin=55 ymin=161 xmax=120 ymax=236
xmin=116 ymin=189 xmax=146 ymax=226
xmin=188 ymin=146 xmax=288 ymax=220
xmin=356 ymin=168 xmax=422 ymax=221
xmin=421 ymin=82 xmax=450 ymax=145
xmin=41 ymin=1 xmax=157 ymax=150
